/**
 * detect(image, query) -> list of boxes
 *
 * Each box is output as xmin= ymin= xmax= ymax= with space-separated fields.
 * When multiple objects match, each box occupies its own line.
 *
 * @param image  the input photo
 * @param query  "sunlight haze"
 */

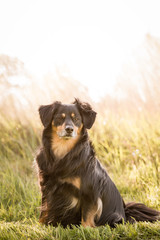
xmin=0 ymin=0 xmax=160 ymax=101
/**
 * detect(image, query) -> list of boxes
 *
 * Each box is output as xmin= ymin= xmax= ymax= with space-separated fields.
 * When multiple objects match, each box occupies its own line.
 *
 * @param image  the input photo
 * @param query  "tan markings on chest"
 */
xmin=61 ymin=177 xmax=81 ymax=189
xmin=51 ymin=130 xmax=80 ymax=159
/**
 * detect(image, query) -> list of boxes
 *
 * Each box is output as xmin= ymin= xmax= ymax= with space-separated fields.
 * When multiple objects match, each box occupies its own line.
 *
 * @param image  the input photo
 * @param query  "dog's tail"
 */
xmin=125 ymin=202 xmax=160 ymax=223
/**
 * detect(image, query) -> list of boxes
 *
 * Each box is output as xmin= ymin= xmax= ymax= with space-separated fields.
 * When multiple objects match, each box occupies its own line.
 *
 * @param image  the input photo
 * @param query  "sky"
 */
xmin=0 ymin=0 xmax=160 ymax=101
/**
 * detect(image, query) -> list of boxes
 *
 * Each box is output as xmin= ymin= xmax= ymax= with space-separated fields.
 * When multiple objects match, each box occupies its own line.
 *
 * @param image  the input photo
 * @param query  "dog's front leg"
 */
xmin=81 ymin=197 xmax=102 ymax=228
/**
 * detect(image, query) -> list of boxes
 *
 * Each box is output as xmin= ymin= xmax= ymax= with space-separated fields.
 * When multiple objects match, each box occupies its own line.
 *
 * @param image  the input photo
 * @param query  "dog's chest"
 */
xmin=51 ymin=133 xmax=80 ymax=159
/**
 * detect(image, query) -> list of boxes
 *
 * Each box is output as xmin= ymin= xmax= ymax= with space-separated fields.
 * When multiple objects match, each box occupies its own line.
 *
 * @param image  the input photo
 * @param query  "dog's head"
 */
xmin=39 ymin=99 xmax=97 ymax=139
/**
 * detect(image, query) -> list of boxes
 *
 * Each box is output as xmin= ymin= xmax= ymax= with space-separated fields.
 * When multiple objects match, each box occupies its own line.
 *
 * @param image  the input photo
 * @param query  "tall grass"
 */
xmin=0 ymin=116 xmax=41 ymax=223
xmin=0 ymin=110 xmax=160 ymax=239
xmin=92 ymin=113 xmax=160 ymax=206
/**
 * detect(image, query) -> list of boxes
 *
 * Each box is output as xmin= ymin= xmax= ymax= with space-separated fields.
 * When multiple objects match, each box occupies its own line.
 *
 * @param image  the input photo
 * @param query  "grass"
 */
xmin=0 ymin=221 xmax=160 ymax=240
xmin=0 ymin=113 xmax=160 ymax=239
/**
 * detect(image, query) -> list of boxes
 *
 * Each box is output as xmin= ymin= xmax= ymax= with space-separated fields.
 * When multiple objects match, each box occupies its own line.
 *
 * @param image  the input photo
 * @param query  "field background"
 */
xmin=0 ymin=35 xmax=160 ymax=239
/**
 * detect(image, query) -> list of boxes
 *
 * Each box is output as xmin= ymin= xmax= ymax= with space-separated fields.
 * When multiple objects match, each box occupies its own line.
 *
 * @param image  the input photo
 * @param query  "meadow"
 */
xmin=0 ymin=109 xmax=160 ymax=240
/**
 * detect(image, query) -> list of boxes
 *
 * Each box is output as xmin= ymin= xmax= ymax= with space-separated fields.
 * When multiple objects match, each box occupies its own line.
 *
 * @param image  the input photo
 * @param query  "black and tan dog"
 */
xmin=36 ymin=99 xmax=159 ymax=227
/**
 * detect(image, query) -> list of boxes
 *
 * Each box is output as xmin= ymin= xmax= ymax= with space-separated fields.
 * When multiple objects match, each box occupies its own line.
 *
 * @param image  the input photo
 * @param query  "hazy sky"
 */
xmin=0 ymin=0 xmax=160 ymax=100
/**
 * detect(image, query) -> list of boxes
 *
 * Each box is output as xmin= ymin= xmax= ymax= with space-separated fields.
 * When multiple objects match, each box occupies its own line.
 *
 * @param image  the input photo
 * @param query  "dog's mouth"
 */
xmin=63 ymin=133 xmax=74 ymax=139
xmin=57 ymin=131 xmax=77 ymax=139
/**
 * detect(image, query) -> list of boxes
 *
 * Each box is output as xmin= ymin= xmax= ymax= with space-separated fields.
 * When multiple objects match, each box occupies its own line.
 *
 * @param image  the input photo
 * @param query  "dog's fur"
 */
xmin=36 ymin=99 xmax=160 ymax=227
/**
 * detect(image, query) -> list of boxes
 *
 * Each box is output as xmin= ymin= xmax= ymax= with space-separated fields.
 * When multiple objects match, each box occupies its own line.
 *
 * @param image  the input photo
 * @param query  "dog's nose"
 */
xmin=65 ymin=125 xmax=74 ymax=134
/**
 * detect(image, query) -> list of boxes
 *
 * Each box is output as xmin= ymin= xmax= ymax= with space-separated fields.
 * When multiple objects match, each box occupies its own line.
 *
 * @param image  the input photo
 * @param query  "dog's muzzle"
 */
xmin=65 ymin=125 xmax=74 ymax=134
xmin=57 ymin=125 xmax=77 ymax=139
xmin=64 ymin=125 xmax=75 ymax=139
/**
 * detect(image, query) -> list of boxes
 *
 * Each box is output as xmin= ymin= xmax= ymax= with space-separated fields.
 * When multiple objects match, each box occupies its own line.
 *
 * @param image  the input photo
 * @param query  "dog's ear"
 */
xmin=74 ymin=98 xmax=97 ymax=129
xmin=39 ymin=101 xmax=61 ymax=127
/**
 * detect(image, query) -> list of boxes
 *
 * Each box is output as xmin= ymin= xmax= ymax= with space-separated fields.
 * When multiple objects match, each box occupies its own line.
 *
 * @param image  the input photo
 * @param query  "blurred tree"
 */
xmin=0 ymin=57 xmax=93 ymax=122
xmin=102 ymin=34 xmax=160 ymax=114
xmin=0 ymin=54 xmax=25 ymax=84
xmin=40 ymin=66 xmax=93 ymax=104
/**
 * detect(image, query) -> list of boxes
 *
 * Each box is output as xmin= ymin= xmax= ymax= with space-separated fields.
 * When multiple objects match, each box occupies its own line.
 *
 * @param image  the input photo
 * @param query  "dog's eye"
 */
xmin=55 ymin=114 xmax=65 ymax=122
xmin=72 ymin=115 xmax=79 ymax=122
xmin=71 ymin=113 xmax=77 ymax=120
xmin=56 ymin=113 xmax=65 ymax=119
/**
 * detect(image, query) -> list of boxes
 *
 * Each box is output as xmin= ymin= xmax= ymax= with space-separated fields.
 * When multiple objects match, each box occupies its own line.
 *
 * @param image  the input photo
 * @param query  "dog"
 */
xmin=35 ymin=99 xmax=160 ymax=227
